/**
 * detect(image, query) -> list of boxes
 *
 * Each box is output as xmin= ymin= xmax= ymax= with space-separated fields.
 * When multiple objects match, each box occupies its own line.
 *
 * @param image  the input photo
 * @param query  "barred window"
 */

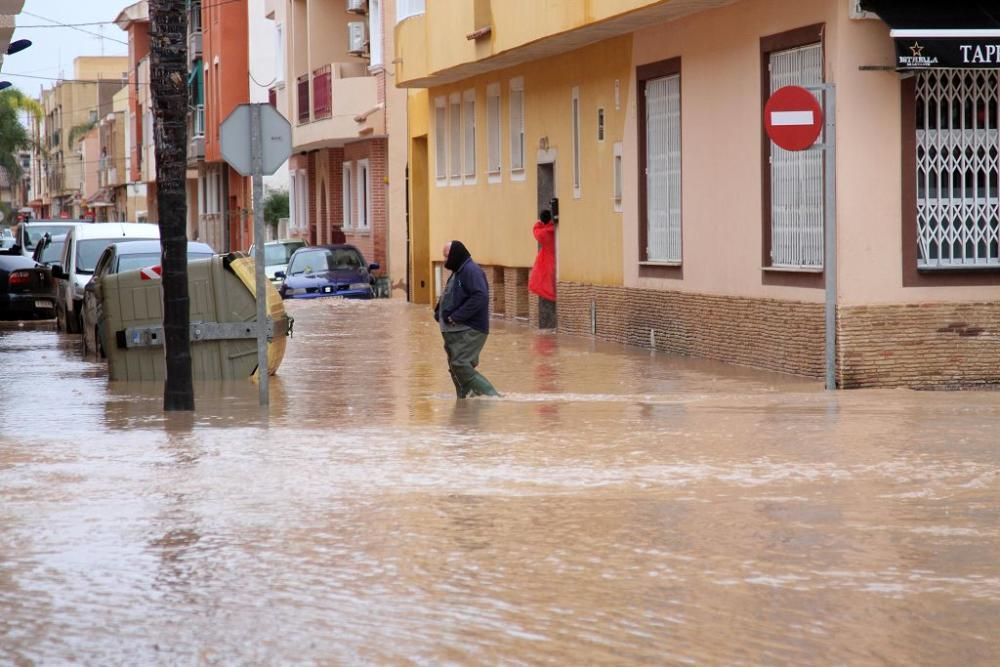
xmin=434 ymin=97 xmax=446 ymax=182
xmin=915 ymin=69 xmax=1000 ymax=268
xmin=642 ymin=72 xmax=681 ymax=263
xmin=768 ymin=43 xmax=824 ymax=269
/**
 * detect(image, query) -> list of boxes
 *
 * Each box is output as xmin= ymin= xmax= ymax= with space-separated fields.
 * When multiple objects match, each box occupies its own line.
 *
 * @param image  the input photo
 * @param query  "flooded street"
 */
xmin=1 ymin=299 xmax=998 ymax=665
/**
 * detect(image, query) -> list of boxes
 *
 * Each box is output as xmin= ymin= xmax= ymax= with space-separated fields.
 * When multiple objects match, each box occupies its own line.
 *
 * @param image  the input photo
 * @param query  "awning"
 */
xmin=860 ymin=1 xmax=1000 ymax=70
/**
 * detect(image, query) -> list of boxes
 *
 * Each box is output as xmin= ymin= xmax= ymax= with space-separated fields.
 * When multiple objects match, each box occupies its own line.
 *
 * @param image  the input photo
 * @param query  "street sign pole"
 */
xmin=821 ymin=85 xmax=837 ymax=392
xmin=221 ymin=102 xmax=291 ymax=408
xmin=250 ymin=103 xmax=269 ymax=406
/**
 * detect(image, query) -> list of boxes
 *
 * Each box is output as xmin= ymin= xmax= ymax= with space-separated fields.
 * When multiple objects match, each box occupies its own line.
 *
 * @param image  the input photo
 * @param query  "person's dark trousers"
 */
xmin=538 ymin=297 xmax=557 ymax=329
xmin=442 ymin=329 xmax=500 ymax=398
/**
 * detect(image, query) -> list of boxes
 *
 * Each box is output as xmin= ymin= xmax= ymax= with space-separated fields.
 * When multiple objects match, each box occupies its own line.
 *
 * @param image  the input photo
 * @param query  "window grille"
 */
xmin=434 ymin=98 xmax=446 ymax=181
xmin=916 ymin=69 xmax=1000 ymax=268
xmin=572 ymin=87 xmax=581 ymax=198
xmin=645 ymin=74 xmax=681 ymax=262
xmin=510 ymin=80 xmax=525 ymax=173
xmin=487 ymin=84 xmax=501 ymax=176
xmin=769 ymin=43 xmax=823 ymax=268
xmin=449 ymin=95 xmax=461 ymax=181
xmin=463 ymin=90 xmax=476 ymax=180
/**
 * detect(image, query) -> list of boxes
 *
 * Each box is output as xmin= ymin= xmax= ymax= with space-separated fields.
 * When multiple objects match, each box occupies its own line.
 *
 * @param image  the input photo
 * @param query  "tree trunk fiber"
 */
xmin=149 ymin=0 xmax=194 ymax=411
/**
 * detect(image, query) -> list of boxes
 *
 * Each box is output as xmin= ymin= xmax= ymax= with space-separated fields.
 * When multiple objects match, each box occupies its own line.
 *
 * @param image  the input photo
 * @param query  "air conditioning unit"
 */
xmin=849 ymin=0 xmax=877 ymax=19
xmin=346 ymin=0 xmax=367 ymax=14
xmin=347 ymin=22 xmax=368 ymax=56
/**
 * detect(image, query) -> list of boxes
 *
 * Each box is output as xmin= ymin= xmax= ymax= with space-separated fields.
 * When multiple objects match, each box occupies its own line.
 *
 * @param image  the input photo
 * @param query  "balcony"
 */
xmin=188 ymin=30 xmax=203 ymax=63
xmin=106 ymin=167 xmax=120 ymax=187
xmin=292 ymin=63 xmax=381 ymax=152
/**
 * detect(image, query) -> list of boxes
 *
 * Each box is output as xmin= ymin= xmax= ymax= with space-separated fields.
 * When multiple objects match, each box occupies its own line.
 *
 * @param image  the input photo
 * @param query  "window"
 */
xmin=510 ymin=77 xmax=525 ymax=178
xmin=767 ymin=43 xmax=824 ymax=269
xmin=342 ymin=162 xmax=354 ymax=229
xmin=571 ymin=86 xmax=581 ymax=198
xmin=613 ymin=141 xmax=623 ymax=213
xmin=449 ymin=93 xmax=462 ymax=183
xmin=486 ymin=83 xmax=501 ymax=181
xmin=463 ymin=89 xmax=476 ymax=182
xmin=357 ymin=158 xmax=370 ymax=229
xmin=434 ymin=96 xmax=446 ymax=183
xmin=638 ymin=58 xmax=682 ymax=265
xmin=369 ymin=0 xmax=383 ymax=68
xmin=275 ymin=23 xmax=285 ymax=86
xmin=913 ymin=70 xmax=1000 ymax=270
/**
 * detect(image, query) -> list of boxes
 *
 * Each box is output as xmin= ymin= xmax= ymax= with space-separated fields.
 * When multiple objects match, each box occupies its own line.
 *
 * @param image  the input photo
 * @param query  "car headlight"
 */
xmin=285 ymin=287 xmax=308 ymax=296
xmin=349 ymin=282 xmax=371 ymax=291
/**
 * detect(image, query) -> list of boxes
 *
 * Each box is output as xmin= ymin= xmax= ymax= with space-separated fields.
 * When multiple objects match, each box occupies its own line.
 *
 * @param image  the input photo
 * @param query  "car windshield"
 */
xmin=265 ymin=242 xmax=303 ymax=265
xmin=26 ymin=225 xmax=73 ymax=250
xmin=288 ymin=248 xmax=364 ymax=275
xmin=77 ymin=239 xmax=120 ymax=274
xmin=115 ymin=251 xmax=213 ymax=274
xmin=39 ymin=239 xmax=65 ymax=264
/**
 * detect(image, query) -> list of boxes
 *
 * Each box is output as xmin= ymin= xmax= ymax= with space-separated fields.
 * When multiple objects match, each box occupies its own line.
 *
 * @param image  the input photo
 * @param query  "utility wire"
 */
xmin=21 ymin=11 xmax=129 ymax=46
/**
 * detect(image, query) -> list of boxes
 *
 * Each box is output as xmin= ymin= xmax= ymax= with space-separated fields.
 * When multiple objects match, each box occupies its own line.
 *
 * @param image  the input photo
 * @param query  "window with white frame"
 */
xmin=275 ymin=23 xmax=285 ymax=86
xmin=510 ymin=77 xmax=525 ymax=177
xmin=613 ymin=141 xmax=623 ymax=213
xmin=434 ymin=96 xmax=447 ymax=183
xmin=463 ymin=89 xmax=476 ymax=182
xmin=640 ymin=64 xmax=682 ymax=263
xmin=571 ymin=86 xmax=581 ymax=198
xmin=914 ymin=69 xmax=1000 ymax=269
xmin=486 ymin=83 xmax=501 ymax=180
xmin=369 ymin=0 xmax=383 ymax=68
xmin=449 ymin=93 xmax=461 ymax=182
xmin=296 ymin=168 xmax=309 ymax=231
xmin=357 ymin=158 xmax=370 ymax=229
xmin=342 ymin=162 xmax=354 ymax=229
xmin=768 ymin=43 xmax=824 ymax=269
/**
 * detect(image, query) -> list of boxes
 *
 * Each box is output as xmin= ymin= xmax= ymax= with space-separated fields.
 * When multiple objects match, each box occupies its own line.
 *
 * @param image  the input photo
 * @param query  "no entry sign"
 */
xmin=764 ymin=85 xmax=823 ymax=151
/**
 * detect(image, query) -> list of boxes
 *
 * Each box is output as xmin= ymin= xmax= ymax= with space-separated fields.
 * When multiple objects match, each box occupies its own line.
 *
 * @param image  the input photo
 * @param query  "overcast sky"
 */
xmin=3 ymin=0 xmax=130 ymax=96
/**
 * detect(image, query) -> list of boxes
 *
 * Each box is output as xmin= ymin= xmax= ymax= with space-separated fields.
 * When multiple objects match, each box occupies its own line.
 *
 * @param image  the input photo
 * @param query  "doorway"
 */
xmin=536 ymin=160 xmax=557 ymax=329
xmin=410 ymin=136 xmax=431 ymax=305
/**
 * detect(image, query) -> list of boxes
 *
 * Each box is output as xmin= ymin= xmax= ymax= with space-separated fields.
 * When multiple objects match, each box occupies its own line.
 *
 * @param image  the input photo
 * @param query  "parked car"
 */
xmin=51 ymin=222 xmax=160 ymax=333
xmin=32 ymin=233 xmax=67 ymax=267
xmin=276 ymin=244 xmax=379 ymax=300
xmin=248 ymin=238 xmax=309 ymax=284
xmin=81 ymin=240 xmax=215 ymax=356
xmin=13 ymin=220 xmax=81 ymax=257
xmin=0 ymin=253 xmax=56 ymax=320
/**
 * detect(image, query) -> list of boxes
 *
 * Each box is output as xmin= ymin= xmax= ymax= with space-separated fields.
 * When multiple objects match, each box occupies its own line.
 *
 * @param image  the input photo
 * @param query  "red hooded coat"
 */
xmin=528 ymin=221 xmax=556 ymax=301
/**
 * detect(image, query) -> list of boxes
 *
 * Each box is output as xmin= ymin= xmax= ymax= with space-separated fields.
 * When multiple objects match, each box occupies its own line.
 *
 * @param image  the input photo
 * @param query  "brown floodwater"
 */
xmin=1 ymin=299 xmax=998 ymax=665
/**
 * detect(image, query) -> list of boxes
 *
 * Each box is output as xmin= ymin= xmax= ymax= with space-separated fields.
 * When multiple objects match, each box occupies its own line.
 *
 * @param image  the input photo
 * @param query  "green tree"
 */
xmin=262 ymin=189 xmax=289 ymax=229
xmin=0 ymin=89 xmax=38 ymax=180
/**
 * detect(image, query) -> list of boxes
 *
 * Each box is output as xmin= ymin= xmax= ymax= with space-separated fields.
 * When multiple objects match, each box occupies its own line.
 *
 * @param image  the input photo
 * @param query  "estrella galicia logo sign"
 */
xmin=897 ymin=41 xmax=940 ymax=68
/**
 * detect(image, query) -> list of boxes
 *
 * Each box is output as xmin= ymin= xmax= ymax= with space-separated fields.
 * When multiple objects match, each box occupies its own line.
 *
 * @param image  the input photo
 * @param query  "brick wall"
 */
xmin=839 ymin=302 xmax=1000 ymax=389
xmin=557 ymin=282 xmax=825 ymax=378
xmin=504 ymin=268 xmax=530 ymax=320
xmin=342 ymin=139 xmax=388 ymax=273
xmin=307 ymin=151 xmax=317 ymax=244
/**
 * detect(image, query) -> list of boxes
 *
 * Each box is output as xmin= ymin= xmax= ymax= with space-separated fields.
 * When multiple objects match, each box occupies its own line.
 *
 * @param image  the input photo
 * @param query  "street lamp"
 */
xmin=6 ymin=39 xmax=32 ymax=55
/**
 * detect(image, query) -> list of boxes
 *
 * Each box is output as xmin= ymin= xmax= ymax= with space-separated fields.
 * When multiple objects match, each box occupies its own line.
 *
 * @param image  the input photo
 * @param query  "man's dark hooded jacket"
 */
xmin=441 ymin=241 xmax=490 ymax=334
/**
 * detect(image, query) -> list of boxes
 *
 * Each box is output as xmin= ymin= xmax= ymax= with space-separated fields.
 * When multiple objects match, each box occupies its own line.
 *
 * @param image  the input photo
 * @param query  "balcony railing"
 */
xmin=193 ymin=104 xmax=205 ymax=137
xmin=297 ymin=74 xmax=310 ymax=125
xmin=312 ymin=65 xmax=332 ymax=120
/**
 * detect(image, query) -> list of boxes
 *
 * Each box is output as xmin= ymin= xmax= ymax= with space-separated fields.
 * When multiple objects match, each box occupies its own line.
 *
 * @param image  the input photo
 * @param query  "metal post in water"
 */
xmin=250 ymin=104 xmax=269 ymax=406
xmin=823 ymin=86 xmax=837 ymax=391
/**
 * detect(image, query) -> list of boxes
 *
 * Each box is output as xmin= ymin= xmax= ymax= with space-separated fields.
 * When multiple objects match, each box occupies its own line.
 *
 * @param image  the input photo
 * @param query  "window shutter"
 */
xmin=645 ymin=74 xmax=681 ymax=262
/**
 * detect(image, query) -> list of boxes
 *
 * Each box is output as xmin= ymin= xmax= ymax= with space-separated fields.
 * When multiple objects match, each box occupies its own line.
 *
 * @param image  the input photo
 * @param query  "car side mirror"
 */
xmin=368 ymin=263 xmax=380 ymax=272
xmin=274 ymin=270 xmax=286 ymax=280
xmin=51 ymin=264 xmax=66 ymax=279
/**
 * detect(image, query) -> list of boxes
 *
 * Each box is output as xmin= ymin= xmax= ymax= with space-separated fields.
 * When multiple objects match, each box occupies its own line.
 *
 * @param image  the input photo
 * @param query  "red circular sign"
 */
xmin=764 ymin=85 xmax=823 ymax=151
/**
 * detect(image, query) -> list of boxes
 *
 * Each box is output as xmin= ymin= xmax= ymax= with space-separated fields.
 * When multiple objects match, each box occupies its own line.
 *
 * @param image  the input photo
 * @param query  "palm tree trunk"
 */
xmin=149 ymin=0 xmax=193 ymax=411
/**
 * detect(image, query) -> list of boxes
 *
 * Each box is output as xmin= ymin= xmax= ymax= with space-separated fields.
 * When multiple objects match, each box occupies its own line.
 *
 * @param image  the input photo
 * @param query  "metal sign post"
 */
xmin=220 ymin=103 xmax=292 ymax=405
xmin=765 ymin=84 xmax=837 ymax=390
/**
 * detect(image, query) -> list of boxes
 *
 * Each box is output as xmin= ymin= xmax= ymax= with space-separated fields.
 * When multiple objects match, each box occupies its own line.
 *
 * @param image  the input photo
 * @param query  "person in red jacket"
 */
xmin=528 ymin=209 xmax=557 ymax=328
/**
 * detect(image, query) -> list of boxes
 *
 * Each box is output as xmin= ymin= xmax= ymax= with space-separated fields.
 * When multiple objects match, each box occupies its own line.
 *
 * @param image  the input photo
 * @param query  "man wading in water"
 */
xmin=434 ymin=241 xmax=500 ymax=398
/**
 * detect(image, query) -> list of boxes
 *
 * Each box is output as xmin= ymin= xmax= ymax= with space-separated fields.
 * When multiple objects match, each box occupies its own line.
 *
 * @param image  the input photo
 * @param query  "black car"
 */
xmin=0 ymin=253 xmax=56 ymax=320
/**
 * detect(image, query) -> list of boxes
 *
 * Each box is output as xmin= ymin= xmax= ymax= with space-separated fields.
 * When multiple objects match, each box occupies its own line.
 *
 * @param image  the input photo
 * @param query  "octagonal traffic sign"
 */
xmin=220 ymin=103 xmax=292 ymax=176
xmin=764 ymin=85 xmax=823 ymax=152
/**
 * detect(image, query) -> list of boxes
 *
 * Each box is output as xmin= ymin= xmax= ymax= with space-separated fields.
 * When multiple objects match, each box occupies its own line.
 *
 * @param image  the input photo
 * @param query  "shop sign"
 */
xmin=893 ymin=30 xmax=1000 ymax=70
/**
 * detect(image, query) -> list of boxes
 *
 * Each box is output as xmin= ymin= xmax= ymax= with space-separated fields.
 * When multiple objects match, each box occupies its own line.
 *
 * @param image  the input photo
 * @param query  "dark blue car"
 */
xmin=277 ymin=244 xmax=379 ymax=300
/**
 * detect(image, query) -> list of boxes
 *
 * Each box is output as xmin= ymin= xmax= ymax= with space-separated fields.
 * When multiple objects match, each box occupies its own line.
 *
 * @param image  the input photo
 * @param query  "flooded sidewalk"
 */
xmin=1 ymin=299 xmax=998 ymax=665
